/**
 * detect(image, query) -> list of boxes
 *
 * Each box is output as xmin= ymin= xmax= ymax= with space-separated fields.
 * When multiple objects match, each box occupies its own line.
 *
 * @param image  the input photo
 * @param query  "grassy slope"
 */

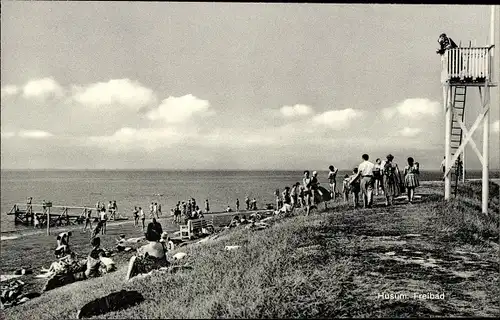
xmin=3 ymin=181 xmax=499 ymax=319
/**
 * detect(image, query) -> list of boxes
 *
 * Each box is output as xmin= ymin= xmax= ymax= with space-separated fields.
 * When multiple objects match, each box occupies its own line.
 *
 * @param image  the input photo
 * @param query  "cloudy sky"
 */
xmin=1 ymin=3 xmax=499 ymax=170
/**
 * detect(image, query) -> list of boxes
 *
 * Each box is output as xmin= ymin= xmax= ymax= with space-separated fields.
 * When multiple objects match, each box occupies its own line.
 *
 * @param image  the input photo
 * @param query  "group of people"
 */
xmin=341 ymin=154 xmax=420 ymax=208
xmin=271 ymin=154 xmax=421 ymax=215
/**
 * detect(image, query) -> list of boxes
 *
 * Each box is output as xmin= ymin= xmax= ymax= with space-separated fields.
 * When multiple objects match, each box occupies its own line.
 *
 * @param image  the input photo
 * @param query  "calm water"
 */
xmin=1 ymin=169 xmax=497 ymax=233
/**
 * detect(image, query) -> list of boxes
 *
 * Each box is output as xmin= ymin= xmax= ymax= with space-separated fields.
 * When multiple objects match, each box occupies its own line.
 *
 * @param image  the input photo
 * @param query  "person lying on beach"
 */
xmin=228 ymin=215 xmax=241 ymax=228
xmin=125 ymin=227 xmax=170 ymax=281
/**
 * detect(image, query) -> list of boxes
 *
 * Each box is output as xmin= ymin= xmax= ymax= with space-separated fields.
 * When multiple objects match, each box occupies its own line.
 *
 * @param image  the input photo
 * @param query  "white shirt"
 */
xmin=100 ymin=211 xmax=107 ymax=221
xmin=358 ymin=160 xmax=375 ymax=176
xmin=140 ymin=209 xmax=145 ymax=218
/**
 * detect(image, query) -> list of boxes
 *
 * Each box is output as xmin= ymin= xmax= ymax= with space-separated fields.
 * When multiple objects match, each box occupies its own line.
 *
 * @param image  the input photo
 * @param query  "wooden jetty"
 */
xmin=7 ymin=203 xmax=127 ymax=234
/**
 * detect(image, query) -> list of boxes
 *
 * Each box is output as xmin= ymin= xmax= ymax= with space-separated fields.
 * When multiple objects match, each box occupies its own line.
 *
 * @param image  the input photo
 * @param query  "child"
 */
xmin=342 ymin=174 xmax=350 ymax=202
xmin=349 ymin=168 xmax=361 ymax=208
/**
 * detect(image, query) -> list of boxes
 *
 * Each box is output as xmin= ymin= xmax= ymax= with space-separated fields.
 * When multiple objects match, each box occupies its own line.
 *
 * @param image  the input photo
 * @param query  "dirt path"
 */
xmin=318 ymin=192 xmax=499 ymax=317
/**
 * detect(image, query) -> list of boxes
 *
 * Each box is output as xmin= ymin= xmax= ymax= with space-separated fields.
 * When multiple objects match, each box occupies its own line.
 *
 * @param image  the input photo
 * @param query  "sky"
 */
xmin=1 ymin=2 xmax=499 ymax=170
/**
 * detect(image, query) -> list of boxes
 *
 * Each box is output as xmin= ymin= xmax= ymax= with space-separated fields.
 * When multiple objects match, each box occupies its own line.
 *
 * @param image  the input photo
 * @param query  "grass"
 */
xmin=2 ymin=181 xmax=499 ymax=319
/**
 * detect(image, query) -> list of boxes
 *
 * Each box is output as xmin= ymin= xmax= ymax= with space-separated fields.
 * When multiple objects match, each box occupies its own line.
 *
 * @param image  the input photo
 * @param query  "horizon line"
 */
xmin=2 ymin=168 xmax=499 ymax=172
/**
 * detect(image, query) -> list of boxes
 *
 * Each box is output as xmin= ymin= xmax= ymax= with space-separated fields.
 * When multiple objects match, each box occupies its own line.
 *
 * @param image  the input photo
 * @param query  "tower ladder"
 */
xmin=450 ymin=85 xmax=467 ymax=196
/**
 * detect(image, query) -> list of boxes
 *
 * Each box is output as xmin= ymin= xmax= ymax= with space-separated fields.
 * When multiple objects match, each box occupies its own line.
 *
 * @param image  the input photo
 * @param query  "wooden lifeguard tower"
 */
xmin=441 ymin=6 xmax=498 ymax=214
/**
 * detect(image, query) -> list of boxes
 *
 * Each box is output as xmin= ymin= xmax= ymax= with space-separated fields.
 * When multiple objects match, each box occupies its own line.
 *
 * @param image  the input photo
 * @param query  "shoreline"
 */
xmin=0 ymin=209 xmax=273 ymax=241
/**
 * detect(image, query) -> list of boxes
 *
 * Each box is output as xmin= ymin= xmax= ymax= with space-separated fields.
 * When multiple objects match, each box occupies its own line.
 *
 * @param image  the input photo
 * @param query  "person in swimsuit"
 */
xmin=328 ymin=165 xmax=339 ymax=201
xmin=373 ymin=158 xmax=383 ymax=196
xmin=83 ymin=208 xmax=93 ymax=232
xmin=133 ymin=206 xmax=139 ymax=227
xmin=404 ymin=157 xmax=420 ymax=204
xmin=302 ymin=170 xmax=313 ymax=216
xmin=99 ymin=208 xmax=107 ymax=235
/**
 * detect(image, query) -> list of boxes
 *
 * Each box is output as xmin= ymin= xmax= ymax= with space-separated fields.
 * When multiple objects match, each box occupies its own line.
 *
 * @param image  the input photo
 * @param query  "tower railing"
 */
xmin=441 ymin=46 xmax=494 ymax=84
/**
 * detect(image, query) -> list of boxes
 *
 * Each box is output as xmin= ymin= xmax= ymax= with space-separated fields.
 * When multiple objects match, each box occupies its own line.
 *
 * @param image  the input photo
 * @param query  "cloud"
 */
xmin=146 ymin=94 xmax=213 ymax=124
xmin=86 ymin=127 xmax=193 ymax=151
xmin=280 ymin=104 xmax=313 ymax=117
xmin=17 ymin=130 xmax=54 ymax=139
xmin=1 ymin=85 xmax=19 ymax=98
xmin=23 ymin=78 xmax=64 ymax=99
xmin=71 ymin=79 xmax=156 ymax=109
xmin=493 ymin=120 xmax=499 ymax=133
xmin=383 ymin=98 xmax=440 ymax=119
xmin=399 ymin=127 xmax=422 ymax=137
xmin=1 ymin=131 xmax=16 ymax=139
xmin=311 ymin=108 xmax=362 ymax=129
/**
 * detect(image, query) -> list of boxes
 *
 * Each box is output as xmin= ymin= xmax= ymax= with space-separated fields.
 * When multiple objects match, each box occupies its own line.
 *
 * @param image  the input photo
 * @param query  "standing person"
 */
xmin=192 ymin=198 xmax=197 ymax=210
xmin=328 ymin=165 xmax=339 ymax=201
xmin=274 ymin=189 xmax=280 ymax=211
xmin=83 ymin=208 xmax=93 ymax=232
xmin=133 ymin=206 xmax=139 ymax=227
xmin=236 ymin=198 xmax=240 ymax=212
xmin=290 ymin=182 xmax=299 ymax=208
xmin=303 ymin=170 xmax=313 ymax=216
xmin=157 ymin=203 xmax=162 ymax=216
xmin=382 ymin=154 xmax=402 ymax=206
xmin=298 ymin=185 xmax=305 ymax=208
xmin=245 ymin=196 xmax=250 ymax=210
xmin=112 ymin=200 xmax=118 ymax=220
xmin=149 ymin=202 xmax=154 ymax=218
xmin=348 ymin=168 xmax=361 ymax=208
xmin=311 ymin=171 xmax=321 ymax=209
xmin=204 ymin=199 xmax=210 ymax=214
xmin=175 ymin=202 xmax=181 ymax=223
xmin=282 ymin=187 xmax=291 ymax=208
xmin=342 ymin=174 xmax=350 ymax=202
xmin=139 ymin=207 xmax=146 ymax=230
xmin=147 ymin=218 xmax=163 ymax=242
xmin=404 ymin=157 xmax=420 ymax=204
xmin=373 ymin=158 xmax=384 ymax=196
xmin=107 ymin=201 xmax=113 ymax=220
xmin=252 ymin=198 xmax=257 ymax=210
xmin=355 ymin=154 xmax=375 ymax=209
xmin=153 ymin=203 xmax=159 ymax=219
xmin=99 ymin=208 xmax=107 ymax=235
xmin=26 ymin=197 xmax=33 ymax=215
xmin=95 ymin=201 xmax=100 ymax=214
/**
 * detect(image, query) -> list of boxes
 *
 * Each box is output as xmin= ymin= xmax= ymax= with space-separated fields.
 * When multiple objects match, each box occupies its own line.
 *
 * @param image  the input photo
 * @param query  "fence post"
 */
xmin=47 ymin=207 xmax=50 ymax=236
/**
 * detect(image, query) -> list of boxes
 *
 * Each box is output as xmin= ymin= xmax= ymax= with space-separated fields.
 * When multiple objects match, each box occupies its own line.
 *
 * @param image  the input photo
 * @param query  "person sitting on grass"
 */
xmin=228 ymin=215 xmax=241 ymax=228
xmin=125 ymin=226 xmax=169 ymax=281
xmin=348 ymin=168 xmax=361 ymax=209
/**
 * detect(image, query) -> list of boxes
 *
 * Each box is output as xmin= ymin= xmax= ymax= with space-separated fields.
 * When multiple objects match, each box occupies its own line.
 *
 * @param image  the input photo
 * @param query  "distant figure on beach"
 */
xmin=112 ymin=200 xmax=118 ymax=220
xmin=236 ymin=198 xmax=240 ymax=212
xmin=149 ymin=202 xmax=154 ymax=218
xmin=440 ymin=156 xmax=446 ymax=173
xmin=205 ymin=199 xmax=210 ymax=213
xmin=196 ymin=206 xmax=203 ymax=218
xmin=157 ymin=203 xmax=162 ymax=216
xmin=342 ymin=174 xmax=350 ymax=202
xmin=107 ymin=201 xmax=113 ymax=220
xmin=382 ymin=154 xmax=402 ymax=206
xmin=436 ymin=33 xmax=457 ymax=55
xmin=133 ymin=206 xmax=139 ymax=227
xmin=354 ymin=154 xmax=375 ymax=209
xmin=404 ymin=157 xmax=420 ymax=204
xmin=298 ymin=185 xmax=305 ymax=207
xmin=245 ymin=196 xmax=250 ymax=210
xmin=126 ymin=224 xmax=169 ymax=281
xmin=328 ymin=165 xmax=339 ymax=201
xmin=348 ymin=168 xmax=361 ymax=208
xmin=251 ymin=198 xmax=257 ymax=210
xmin=175 ymin=202 xmax=181 ymax=223
xmin=282 ymin=187 xmax=291 ymax=207
xmin=26 ymin=197 xmax=33 ymax=213
xmin=303 ymin=170 xmax=313 ymax=216
xmin=139 ymin=207 xmax=145 ymax=229
xmin=226 ymin=206 xmax=232 ymax=213
xmin=153 ymin=202 xmax=158 ymax=219
xmin=99 ymin=208 xmax=107 ymax=234
xmin=373 ymin=158 xmax=384 ymax=196
xmin=83 ymin=208 xmax=93 ymax=232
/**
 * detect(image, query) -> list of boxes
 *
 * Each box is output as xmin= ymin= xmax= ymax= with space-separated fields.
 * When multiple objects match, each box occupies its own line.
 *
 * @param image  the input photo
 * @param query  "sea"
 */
xmin=1 ymin=169 xmax=499 ymax=233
